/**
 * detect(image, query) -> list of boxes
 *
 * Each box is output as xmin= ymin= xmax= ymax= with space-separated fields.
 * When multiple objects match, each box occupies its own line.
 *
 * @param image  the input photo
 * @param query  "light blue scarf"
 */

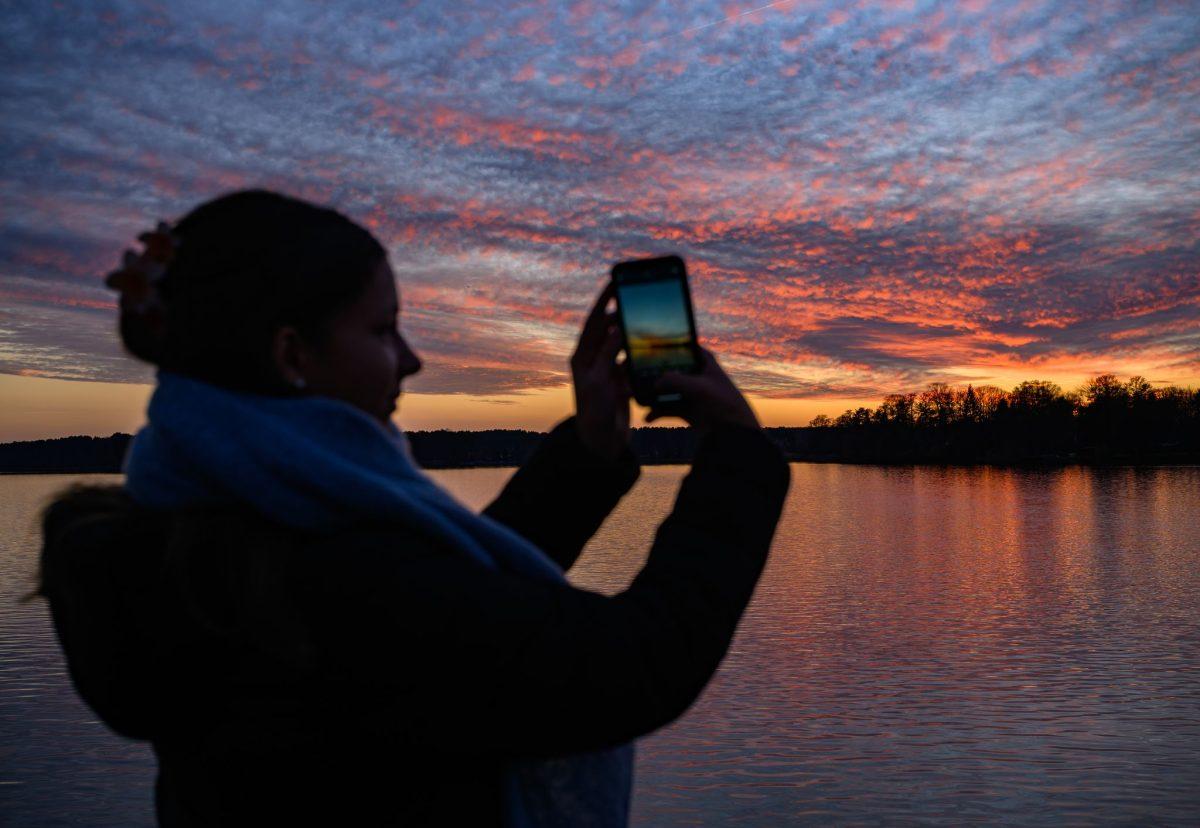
xmin=123 ymin=369 xmax=633 ymax=827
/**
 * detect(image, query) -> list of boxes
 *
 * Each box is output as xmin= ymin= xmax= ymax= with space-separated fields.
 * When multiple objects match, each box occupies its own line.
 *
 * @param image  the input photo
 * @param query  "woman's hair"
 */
xmin=119 ymin=189 xmax=386 ymax=393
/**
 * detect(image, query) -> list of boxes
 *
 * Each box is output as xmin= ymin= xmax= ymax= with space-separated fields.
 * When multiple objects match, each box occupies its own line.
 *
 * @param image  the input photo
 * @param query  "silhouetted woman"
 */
xmin=39 ymin=190 xmax=790 ymax=826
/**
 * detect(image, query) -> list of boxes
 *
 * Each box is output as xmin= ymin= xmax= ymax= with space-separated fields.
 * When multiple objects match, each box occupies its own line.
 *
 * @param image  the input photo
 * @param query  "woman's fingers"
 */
xmin=571 ymin=282 xmax=616 ymax=369
xmin=615 ymin=360 xmax=632 ymax=400
xmin=593 ymin=324 xmax=623 ymax=375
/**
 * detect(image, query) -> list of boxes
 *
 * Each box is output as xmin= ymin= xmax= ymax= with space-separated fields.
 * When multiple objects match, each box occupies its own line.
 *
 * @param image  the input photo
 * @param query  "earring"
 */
xmin=293 ymin=377 xmax=307 ymax=390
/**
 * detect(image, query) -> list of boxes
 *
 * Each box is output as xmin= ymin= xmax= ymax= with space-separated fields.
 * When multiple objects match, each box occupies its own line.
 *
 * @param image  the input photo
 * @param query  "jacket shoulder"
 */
xmin=40 ymin=483 xmax=165 ymax=591
xmin=43 ymin=482 xmax=137 ymax=541
xmin=39 ymin=484 xmax=176 ymax=739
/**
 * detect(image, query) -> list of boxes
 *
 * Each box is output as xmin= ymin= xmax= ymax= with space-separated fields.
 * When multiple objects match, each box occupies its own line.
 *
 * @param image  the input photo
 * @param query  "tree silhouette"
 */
xmin=960 ymin=385 xmax=982 ymax=423
xmin=806 ymin=375 xmax=1198 ymax=464
xmin=917 ymin=382 xmax=957 ymax=428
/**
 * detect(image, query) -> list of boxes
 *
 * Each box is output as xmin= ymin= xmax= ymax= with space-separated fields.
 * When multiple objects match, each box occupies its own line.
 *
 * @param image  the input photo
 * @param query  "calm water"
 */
xmin=2 ymin=466 xmax=1198 ymax=825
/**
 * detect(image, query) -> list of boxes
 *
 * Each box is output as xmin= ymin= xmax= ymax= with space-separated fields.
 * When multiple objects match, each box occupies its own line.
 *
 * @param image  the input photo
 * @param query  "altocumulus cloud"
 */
xmin=1 ymin=0 xmax=1197 ymax=396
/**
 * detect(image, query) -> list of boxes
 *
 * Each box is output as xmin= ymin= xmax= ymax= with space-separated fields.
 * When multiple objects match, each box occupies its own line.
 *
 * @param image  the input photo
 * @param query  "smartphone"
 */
xmin=611 ymin=254 xmax=701 ymax=407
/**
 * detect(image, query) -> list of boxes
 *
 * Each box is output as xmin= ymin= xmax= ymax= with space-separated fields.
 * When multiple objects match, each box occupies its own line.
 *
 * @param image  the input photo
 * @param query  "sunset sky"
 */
xmin=1 ymin=0 xmax=1197 ymax=440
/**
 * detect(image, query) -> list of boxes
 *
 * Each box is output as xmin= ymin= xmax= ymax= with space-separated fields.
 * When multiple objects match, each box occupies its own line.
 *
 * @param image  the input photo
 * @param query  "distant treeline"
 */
xmin=1 ymin=374 xmax=1196 ymax=473
xmin=0 ymin=434 xmax=136 ymax=475
xmin=804 ymin=374 xmax=1200 ymax=464
xmin=0 ymin=428 xmax=706 ymax=474
xmin=0 ymin=429 xmax=704 ymax=474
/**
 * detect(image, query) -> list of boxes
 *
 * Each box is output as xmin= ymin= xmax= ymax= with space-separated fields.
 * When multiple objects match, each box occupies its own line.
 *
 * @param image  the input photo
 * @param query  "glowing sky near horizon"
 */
xmin=1 ymin=0 xmax=1198 ymax=437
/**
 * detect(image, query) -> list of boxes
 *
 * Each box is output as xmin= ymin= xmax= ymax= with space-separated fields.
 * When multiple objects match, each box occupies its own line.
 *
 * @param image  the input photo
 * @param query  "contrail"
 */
xmin=675 ymin=0 xmax=798 ymax=37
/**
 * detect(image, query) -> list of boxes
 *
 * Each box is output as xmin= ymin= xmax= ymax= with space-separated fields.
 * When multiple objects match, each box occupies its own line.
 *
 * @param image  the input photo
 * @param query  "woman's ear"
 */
xmin=271 ymin=325 xmax=309 ymax=390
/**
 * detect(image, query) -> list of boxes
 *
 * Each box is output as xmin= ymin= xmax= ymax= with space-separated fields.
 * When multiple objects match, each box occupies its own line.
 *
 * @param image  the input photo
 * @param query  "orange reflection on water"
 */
xmin=556 ymin=462 xmax=1200 ymax=823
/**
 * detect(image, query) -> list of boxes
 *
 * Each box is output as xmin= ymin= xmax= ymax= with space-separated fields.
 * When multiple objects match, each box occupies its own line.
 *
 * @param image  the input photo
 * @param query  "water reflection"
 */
xmin=2 ymin=465 xmax=1198 ymax=825
xmin=611 ymin=464 xmax=1200 ymax=825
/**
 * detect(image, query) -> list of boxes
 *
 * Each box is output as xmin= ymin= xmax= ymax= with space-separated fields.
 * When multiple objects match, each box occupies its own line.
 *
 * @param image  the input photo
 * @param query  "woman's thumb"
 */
xmin=656 ymin=371 xmax=703 ymax=396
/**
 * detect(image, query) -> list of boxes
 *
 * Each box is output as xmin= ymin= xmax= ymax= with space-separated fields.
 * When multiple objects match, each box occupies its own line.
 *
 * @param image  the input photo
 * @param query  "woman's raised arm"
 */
xmin=300 ymin=420 xmax=789 ymax=758
xmin=481 ymin=414 xmax=640 ymax=571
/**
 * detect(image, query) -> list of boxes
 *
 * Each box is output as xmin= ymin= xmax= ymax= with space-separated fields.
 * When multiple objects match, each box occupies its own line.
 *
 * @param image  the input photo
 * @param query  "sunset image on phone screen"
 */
xmin=618 ymin=279 xmax=696 ymax=374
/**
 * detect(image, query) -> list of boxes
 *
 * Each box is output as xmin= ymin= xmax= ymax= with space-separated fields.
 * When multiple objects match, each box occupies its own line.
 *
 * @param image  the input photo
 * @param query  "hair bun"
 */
xmin=106 ymin=221 xmax=179 ymax=364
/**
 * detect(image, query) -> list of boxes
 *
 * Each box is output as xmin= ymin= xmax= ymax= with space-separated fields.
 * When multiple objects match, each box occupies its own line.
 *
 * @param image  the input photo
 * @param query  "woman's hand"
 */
xmin=645 ymin=347 xmax=760 ymax=435
xmin=570 ymin=282 xmax=632 ymax=462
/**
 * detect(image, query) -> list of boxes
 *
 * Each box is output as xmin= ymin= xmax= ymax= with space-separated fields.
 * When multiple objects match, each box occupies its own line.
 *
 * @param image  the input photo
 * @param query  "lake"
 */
xmin=2 ymin=465 xmax=1198 ymax=825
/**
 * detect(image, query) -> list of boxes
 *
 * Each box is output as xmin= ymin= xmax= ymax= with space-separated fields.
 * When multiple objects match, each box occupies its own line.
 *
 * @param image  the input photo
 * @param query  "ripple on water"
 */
xmin=2 ymin=467 xmax=1199 ymax=825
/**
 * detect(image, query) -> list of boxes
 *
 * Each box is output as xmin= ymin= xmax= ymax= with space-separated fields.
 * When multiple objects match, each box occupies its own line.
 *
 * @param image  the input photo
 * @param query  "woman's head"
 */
xmin=115 ymin=189 xmax=421 ymax=424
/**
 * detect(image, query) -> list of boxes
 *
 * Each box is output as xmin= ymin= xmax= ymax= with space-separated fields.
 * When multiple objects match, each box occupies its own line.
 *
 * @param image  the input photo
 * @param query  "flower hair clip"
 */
xmin=104 ymin=220 xmax=180 ymax=312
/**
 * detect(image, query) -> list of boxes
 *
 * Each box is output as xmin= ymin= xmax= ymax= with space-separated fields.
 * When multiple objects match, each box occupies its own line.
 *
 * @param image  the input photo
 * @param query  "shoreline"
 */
xmin=4 ymin=430 xmax=1198 ymax=474
xmin=5 ymin=456 xmax=1198 ymax=475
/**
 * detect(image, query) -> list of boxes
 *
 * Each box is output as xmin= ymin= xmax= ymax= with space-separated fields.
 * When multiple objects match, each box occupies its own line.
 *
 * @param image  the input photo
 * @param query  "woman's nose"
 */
xmin=398 ymin=335 xmax=422 ymax=378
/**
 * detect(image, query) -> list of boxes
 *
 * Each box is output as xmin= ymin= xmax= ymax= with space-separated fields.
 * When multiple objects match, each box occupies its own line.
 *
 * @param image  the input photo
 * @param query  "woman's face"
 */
xmin=291 ymin=258 xmax=423 ymax=424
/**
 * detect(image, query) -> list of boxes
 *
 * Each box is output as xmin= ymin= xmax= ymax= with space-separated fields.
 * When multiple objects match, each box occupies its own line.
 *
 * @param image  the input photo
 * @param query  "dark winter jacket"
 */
xmin=39 ymin=417 xmax=790 ymax=826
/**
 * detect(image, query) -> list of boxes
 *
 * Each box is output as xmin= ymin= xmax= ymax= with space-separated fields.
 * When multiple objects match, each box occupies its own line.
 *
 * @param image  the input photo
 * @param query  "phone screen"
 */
xmin=618 ymin=278 xmax=696 ymax=375
xmin=612 ymin=255 xmax=700 ymax=405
